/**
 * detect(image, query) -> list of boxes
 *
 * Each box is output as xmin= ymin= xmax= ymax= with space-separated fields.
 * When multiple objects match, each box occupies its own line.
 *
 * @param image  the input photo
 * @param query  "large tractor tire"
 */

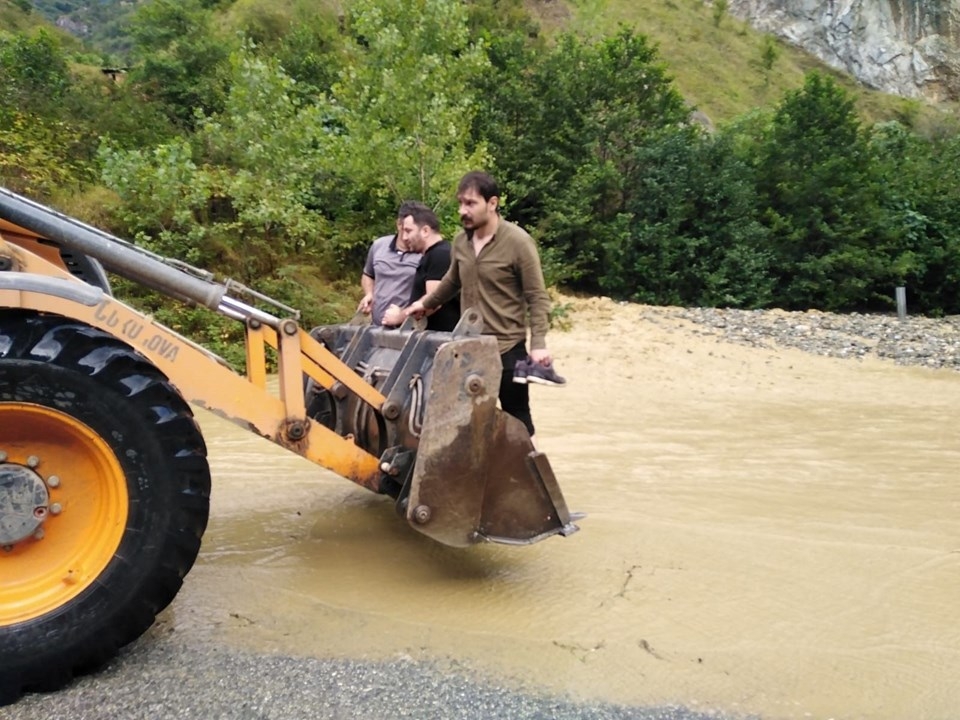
xmin=0 ymin=311 xmax=211 ymax=704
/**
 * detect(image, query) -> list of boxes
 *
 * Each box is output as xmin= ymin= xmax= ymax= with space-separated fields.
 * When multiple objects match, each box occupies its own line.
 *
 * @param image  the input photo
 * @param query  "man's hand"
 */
xmin=530 ymin=348 xmax=552 ymax=365
xmin=404 ymin=299 xmax=426 ymax=319
xmin=381 ymin=304 xmax=404 ymax=327
xmin=357 ymin=293 xmax=373 ymax=314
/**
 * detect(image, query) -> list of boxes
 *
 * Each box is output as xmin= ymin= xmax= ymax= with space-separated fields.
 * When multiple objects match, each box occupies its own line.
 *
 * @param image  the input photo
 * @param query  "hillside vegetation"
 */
xmin=22 ymin=0 xmax=954 ymax=125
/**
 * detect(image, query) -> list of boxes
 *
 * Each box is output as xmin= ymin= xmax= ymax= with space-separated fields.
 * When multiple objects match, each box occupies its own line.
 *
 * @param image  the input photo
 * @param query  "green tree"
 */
xmin=0 ymin=31 xmax=101 ymax=197
xmin=754 ymin=72 xmax=890 ymax=310
xmin=755 ymin=35 xmax=780 ymax=86
xmin=327 ymin=0 xmax=491 ymax=224
xmin=0 ymin=112 xmax=93 ymax=197
xmin=268 ymin=8 xmax=344 ymax=101
xmin=0 ymin=30 xmax=70 ymax=119
xmin=99 ymin=49 xmax=337 ymax=363
xmin=126 ymin=0 xmax=235 ymax=131
xmin=603 ymin=126 xmax=773 ymax=307
xmin=465 ymin=0 xmax=541 ymax=40
xmin=481 ymin=28 xmax=690 ymax=287
xmin=100 ymin=47 xmax=330 ymax=278
xmin=102 ymin=0 xmax=494 ymax=283
xmin=868 ymin=121 xmax=960 ymax=314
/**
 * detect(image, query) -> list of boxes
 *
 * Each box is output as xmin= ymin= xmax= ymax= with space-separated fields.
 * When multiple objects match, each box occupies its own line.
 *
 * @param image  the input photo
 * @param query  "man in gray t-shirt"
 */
xmin=357 ymin=201 xmax=424 ymax=326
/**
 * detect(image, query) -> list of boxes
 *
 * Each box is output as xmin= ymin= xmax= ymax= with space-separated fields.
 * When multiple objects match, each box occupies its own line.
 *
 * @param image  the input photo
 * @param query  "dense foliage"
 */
xmin=3 ymin=0 xmax=960 ymax=367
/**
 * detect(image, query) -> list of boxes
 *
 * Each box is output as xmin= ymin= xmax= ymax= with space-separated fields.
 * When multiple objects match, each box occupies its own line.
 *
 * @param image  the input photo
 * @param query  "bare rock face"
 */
xmin=727 ymin=0 xmax=960 ymax=101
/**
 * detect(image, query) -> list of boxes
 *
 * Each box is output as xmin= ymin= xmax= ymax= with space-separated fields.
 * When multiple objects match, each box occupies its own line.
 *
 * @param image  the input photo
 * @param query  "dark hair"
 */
xmin=405 ymin=204 xmax=440 ymax=233
xmin=397 ymin=199 xmax=430 ymax=220
xmin=457 ymin=171 xmax=499 ymax=202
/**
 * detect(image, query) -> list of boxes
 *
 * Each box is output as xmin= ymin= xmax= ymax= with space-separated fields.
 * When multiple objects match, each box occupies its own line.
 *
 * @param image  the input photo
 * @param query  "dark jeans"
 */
xmin=499 ymin=342 xmax=534 ymax=436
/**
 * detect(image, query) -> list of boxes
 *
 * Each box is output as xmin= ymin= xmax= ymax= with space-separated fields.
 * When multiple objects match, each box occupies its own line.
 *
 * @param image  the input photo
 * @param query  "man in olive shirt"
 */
xmin=405 ymin=171 xmax=557 ymax=440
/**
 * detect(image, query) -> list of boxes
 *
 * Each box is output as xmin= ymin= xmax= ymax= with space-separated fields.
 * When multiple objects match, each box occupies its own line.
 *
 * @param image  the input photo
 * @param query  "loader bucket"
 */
xmin=308 ymin=312 xmax=580 ymax=547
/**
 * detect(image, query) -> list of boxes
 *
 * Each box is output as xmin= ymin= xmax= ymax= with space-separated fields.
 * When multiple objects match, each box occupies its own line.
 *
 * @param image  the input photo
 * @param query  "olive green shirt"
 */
xmin=423 ymin=219 xmax=551 ymax=354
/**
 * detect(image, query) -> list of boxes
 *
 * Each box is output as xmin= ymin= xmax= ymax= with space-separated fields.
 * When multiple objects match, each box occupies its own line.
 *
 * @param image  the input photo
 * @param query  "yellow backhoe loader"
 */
xmin=0 ymin=187 xmax=580 ymax=704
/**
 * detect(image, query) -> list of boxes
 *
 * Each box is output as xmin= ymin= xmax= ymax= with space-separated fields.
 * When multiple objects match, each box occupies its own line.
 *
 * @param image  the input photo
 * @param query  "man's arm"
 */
xmin=420 ymin=242 xmax=453 ymax=313
xmin=384 ymin=277 xmax=445 ymax=327
xmin=358 ymin=241 xmax=377 ymax=314
xmin=358 ymin=273 xmax=374 ymax=314
xmin=422 ymin=262 xmax=460 ymax=310
xmin=416 ymin=280 xmax=445 ymax=319
xmin=408 ymin=251 xmax=461 ymax=317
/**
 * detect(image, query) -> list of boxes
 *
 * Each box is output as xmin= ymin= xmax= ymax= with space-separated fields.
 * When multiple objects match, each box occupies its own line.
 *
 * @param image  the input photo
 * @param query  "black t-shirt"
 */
xmin=411 ymin=241 xmax=460 ymax=331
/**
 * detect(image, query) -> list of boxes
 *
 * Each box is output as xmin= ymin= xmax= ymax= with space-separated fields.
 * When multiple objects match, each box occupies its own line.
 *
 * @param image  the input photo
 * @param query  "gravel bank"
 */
xmin=664 ymin=307 xmax=960 ymax=371
xmin=3 ymin=633 xmax=745 ymax=720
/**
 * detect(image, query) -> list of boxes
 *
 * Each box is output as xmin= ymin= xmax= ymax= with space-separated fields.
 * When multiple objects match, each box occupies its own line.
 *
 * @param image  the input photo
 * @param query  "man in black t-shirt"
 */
xmin=381 ymin=205 xmax=460 ymax=331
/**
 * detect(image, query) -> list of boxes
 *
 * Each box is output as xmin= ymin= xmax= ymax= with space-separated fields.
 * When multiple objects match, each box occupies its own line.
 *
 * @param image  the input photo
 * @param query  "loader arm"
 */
xmin=0 ymin=237 xmax=385 ymax=489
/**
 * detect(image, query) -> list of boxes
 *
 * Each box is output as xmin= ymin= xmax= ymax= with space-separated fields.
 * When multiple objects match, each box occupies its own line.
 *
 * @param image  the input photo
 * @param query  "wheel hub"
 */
xmin=0 ymin=462 xmax=50 ymax=545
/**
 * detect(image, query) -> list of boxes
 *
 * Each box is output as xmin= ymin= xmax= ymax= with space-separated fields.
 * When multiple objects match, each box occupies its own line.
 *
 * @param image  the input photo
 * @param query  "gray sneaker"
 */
xmin=525 ymin=359 xmax=566 ymax=387
xmin=512 ymin=357 xmax=531 ymax=384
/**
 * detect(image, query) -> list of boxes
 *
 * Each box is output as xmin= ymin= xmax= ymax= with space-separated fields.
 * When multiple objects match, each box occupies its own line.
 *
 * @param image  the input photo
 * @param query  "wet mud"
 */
xmin=167 ymin=298 xmax=960 ymax=720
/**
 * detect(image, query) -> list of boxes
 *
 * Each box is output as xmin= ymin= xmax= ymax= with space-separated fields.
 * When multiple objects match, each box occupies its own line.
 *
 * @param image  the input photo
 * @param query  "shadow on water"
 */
xmin=204 ymin=489 xmax=529 ymax=583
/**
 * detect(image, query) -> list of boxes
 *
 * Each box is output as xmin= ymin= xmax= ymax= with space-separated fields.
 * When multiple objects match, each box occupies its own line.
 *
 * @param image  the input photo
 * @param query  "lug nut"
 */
xmin=0 ymin=451 xmax=7 ymax=462
xmin=33 ymin=529 xmax=45 ymax=540
xmin=50 ymin=503 xmax=63 ymax=515
xmin=26 ymin=455 xmax=39 ymax=468
xmin=47 ymin=475 xmax=60 ymax=488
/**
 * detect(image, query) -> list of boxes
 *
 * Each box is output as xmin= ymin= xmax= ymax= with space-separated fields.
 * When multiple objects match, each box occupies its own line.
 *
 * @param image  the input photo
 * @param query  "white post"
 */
xmin=896 ymin=286 xmax=907 ymax=320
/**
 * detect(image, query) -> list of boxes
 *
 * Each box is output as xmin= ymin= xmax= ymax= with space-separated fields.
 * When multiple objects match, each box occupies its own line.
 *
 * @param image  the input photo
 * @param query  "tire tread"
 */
xmin=0 ymin=311 xmax=211 ymax=705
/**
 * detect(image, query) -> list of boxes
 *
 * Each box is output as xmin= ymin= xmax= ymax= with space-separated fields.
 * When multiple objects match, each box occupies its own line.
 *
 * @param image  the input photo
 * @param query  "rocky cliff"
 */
xmin=727 ymin=0 xmax=960 ymax=101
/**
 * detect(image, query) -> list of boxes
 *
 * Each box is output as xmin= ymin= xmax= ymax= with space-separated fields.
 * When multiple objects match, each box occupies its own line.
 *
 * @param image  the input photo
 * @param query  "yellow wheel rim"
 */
xmin=0 ymin=402 xmax=128 ymax=625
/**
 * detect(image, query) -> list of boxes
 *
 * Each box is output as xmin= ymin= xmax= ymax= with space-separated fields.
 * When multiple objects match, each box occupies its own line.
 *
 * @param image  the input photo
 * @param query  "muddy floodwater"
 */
xmin=166 ymin=299 xmax=960 ymax=720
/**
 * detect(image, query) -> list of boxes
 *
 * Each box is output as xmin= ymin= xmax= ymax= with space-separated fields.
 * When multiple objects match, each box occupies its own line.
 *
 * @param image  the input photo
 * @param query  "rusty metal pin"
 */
xmin=465 ymin=374 xmax=484 ymax=395
xmin=287 ymin=422 xmax=306 ymax=440
xmin=412 ymin=504 xmax=432 ymax=524
xmin=382 ymin=402 xmax=401 ymax=420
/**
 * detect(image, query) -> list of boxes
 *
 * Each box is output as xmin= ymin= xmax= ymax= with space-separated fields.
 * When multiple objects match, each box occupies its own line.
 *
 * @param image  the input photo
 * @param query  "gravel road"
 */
xmin=672 ymin=306 xmax=960 ymax=370
xmin=2 ymin=631 xmax=744 ymax=720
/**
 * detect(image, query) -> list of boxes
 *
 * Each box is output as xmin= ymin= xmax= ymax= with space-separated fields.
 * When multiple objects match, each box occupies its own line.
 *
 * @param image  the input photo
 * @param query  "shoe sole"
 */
xmin=512 ymin=376 xmax=528 ymax=385
xmin=526 ymin=377 xmax=566 ymax=387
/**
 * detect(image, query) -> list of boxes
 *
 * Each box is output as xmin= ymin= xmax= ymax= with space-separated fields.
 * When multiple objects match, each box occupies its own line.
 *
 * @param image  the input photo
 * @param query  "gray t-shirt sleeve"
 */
xmin=363 ymin=240 xmax=378 ymax=278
